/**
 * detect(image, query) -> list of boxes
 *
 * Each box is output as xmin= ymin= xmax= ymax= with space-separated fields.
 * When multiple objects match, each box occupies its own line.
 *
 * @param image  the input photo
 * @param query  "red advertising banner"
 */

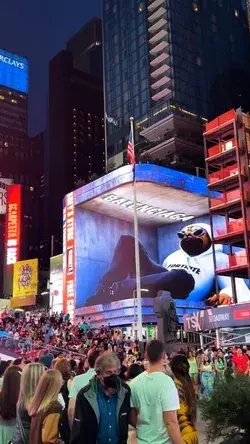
xmin=5 ymin=184 xmax=21 ymax=265
xmin=233 ymin=309 xmax=250 ymax=321
xmin=63 ymin=192 xmax=75 ymax=318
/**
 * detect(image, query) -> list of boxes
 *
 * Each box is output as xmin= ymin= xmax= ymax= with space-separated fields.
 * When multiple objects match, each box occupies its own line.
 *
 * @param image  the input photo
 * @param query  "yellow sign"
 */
xmin=13 ymin=259 xmax=38 ymax=298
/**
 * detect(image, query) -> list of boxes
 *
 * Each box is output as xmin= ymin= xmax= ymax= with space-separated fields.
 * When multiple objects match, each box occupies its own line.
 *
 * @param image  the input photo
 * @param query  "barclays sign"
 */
xmin=0 ymin=54 xmax=24 ymax=70
xmin=0 ymin=49 xmax=28 ymax=93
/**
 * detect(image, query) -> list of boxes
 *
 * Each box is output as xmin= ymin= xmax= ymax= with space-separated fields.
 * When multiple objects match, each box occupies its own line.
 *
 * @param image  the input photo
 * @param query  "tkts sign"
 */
xmin=5 ymin=185 xmax=21 ymax=265
xmin=63 ymin=192 xmax=75 ymax=319
xmin=184 ymin=310 xmax=205 ymax=332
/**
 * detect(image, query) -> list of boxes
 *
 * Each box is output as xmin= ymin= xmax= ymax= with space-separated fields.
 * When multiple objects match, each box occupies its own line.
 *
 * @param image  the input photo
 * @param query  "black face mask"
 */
xmin=181 ymin=237 xmax=206 ymax=257
xmin=103 ymin=374 xmax=119 ymax=390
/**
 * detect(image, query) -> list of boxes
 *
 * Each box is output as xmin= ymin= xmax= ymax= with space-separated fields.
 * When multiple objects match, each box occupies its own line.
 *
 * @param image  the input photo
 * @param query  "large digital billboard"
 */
xmin=13 ymin=259 xmax=38 ymax=298
xmin=5 ymin=184 xmax=21 ymax=266
xmin=63 ymin=165 xmax=250 ymax=325
xmin=0 ymin=49 xmax=28 ymax=94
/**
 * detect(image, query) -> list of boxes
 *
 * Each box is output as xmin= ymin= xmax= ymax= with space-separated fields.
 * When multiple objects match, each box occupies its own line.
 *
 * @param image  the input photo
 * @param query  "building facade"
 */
xmin=47 ymin=37 xmax=105 ymax=257
xmin=103 ymin=0 xmax=250 ymax=168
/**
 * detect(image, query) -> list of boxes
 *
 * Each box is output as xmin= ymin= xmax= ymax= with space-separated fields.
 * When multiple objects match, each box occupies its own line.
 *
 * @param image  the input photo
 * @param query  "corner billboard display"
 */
xmin=0 ymin=48 xmax=28 ymax=93
xmin=63 ymin=192 xmax=75 ymax=319
xmin=63 ymin=165 xmax=250 ymax=325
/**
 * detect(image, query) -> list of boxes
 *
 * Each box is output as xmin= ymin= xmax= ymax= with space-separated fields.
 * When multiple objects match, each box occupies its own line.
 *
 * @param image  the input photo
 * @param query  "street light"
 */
xmin=133 ymin=289 xmax=149 ymax=339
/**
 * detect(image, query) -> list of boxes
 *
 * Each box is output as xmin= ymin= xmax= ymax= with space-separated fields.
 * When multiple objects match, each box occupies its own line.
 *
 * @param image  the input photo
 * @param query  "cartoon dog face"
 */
xmin=177 ymin=224 xmax=212 ymax=257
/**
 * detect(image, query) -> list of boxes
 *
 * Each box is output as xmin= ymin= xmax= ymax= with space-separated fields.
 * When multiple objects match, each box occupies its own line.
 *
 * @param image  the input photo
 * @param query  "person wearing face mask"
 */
xmin=71 ymin=352 xmax=130 ymax=444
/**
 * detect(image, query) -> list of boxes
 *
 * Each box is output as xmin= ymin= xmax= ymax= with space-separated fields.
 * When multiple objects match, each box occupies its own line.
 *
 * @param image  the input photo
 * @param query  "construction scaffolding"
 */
xmin=203 ymin=108 xmax=250 ymax=303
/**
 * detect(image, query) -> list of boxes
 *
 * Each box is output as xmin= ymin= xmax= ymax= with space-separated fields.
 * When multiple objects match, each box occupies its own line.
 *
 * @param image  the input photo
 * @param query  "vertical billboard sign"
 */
xmin=63 ymin=192 xmax=75 ymax=319
xmin=5 ymin=184 xmax=21 ymax=266
xmin=50 ymin=254 xmax=63 ymax=313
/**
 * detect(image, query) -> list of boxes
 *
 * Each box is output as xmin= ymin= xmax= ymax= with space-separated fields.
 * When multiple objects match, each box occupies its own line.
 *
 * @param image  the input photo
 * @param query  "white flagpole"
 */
xmin=130 ymin=117 xmax=143 ymax=341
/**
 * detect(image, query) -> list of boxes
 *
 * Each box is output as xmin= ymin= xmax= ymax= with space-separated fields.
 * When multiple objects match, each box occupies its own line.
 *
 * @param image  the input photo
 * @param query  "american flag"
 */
xmin=127 ymin=127 xmax=135 ymax=165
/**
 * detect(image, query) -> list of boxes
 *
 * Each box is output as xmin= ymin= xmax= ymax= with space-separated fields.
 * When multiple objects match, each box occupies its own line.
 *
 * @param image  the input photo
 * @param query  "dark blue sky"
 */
xmin=0 ymin=0 xmax=101 ymax=135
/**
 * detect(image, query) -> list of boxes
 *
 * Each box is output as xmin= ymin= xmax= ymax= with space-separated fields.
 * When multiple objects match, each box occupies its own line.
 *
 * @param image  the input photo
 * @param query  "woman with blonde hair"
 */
xmin=11 ymin=362 xmax=45 ymax=444
xmin=29 ymin=369 xmax=64 ymax=444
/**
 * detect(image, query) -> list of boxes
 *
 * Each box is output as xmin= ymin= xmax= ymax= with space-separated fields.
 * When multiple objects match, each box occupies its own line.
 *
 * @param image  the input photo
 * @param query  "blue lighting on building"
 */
xmin=0 ymin=49 xmax=28 ymax=94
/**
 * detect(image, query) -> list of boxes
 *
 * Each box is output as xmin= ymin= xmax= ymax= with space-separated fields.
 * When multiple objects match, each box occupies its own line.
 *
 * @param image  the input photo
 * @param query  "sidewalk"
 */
xmin=197 ymin=410 xmax=221 ymax=444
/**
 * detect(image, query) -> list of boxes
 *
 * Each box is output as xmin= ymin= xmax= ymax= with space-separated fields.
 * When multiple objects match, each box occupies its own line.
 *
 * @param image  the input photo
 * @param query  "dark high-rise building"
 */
xmin=0 ymin=48 xmax=28 ymax=133
xmin=67 ymin=18 xmax=103 ymax=79
xmin=47 ymin=24 xmax=105 ymax=257
xmin=0 ymin=49 xmax=45 ymax=293
xmin=103 ymin=0 xmax=250 ymax=169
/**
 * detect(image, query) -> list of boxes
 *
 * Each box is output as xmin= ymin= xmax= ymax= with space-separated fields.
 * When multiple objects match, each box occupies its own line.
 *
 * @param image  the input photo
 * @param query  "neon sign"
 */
xmin=5 ymin=185 xmax=21 ymax=265
xmin=102 ymin=194 xmax=195 ymax=222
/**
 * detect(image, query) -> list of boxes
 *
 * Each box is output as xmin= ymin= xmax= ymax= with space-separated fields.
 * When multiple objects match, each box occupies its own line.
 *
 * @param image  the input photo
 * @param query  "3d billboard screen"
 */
xmin=75 ymin=213 xmax=250 ymax=309
xmin=63 ymin=165 xmax=250 ymax=323
xmin=0 ymin=49 xmax=28 ymax=93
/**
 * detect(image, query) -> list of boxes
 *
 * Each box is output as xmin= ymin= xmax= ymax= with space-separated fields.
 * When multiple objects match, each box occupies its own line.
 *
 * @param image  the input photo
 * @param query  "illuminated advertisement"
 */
xmin=63 ymin=164 xmax=249 ymax=326
xmin=63 ymin=192 xmax=75 ymax=318
xmin=13 ymin=259 xmax=38 ymax=298
xmin=5 ymin=184 xmax=21 ymax=266
xmin=50 ymin=254 xmax=63 ymax=313
xmin=0 ymin=178 xmax=13 ymax=214
xmin=0 ymin=48 xmax=28 ymax=93
xmin=184 ymin=304 xmax=250 ymax=332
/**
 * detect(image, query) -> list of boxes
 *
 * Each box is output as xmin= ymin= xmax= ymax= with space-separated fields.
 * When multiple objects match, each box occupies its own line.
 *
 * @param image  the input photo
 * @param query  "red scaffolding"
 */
xmin=203 ymin=108 xmax=250 ymax=303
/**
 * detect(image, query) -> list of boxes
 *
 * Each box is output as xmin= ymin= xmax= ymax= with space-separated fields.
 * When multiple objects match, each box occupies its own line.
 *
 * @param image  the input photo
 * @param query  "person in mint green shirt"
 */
xmin=130 ymin=340 xmax=181 ymax=444
xmin=68 ymin=350 xmax=99 ymax=427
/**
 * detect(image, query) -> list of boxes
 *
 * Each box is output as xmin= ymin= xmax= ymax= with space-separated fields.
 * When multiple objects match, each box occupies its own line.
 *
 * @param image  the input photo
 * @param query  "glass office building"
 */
xmin=103 ymin=0 xmax=250 ymax=162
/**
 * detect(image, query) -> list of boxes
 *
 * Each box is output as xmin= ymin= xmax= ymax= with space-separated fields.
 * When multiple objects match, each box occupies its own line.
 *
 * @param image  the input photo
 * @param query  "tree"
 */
xmin=199 ymin=375 xmax=250 ymax=443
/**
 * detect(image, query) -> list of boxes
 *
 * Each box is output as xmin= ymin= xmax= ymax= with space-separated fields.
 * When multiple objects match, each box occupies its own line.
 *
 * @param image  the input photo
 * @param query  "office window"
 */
xmin=138 ymin=2 xmax=144 ymax=13
xmin=193 ymin=2 xmax=199 ymax=12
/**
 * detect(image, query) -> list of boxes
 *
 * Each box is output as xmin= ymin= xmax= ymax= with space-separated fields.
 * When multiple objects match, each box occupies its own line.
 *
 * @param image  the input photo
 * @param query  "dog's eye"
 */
xmin=193 ymin=228 xmax=204 ymax=236
xmin=177 ymin=232 xmax=185 ymax=239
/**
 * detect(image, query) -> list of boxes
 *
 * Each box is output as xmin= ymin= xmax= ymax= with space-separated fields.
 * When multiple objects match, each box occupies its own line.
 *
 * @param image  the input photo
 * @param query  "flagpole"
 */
xmin=130 ymin=117 xmax=143 ymax=341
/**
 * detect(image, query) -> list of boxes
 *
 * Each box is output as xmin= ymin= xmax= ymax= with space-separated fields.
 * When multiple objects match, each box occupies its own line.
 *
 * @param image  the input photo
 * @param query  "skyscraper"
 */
xmin=67 ymin=18 xmax=103 ymax=79
xmin=0 ymin=49 xmax=45 ymax=293
xmin=103 ymin=0 xmax=250 ymax=168
xmin=47 ymin=23 xmax=105 ymax=257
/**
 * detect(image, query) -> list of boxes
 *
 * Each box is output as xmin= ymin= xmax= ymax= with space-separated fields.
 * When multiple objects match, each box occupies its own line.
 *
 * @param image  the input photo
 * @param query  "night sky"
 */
xmin=0 ymin=0 xmax=101 ymax=135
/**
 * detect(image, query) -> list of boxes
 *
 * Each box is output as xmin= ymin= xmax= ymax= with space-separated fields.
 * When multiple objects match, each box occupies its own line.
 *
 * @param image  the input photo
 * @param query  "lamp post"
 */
xmin=133 ymin=288 xmax=149 ymax=340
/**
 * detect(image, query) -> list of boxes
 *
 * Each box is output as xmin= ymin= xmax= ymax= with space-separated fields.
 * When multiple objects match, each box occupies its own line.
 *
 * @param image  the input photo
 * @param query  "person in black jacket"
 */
xmin=70 ymin=352 xmax=130 ymax=444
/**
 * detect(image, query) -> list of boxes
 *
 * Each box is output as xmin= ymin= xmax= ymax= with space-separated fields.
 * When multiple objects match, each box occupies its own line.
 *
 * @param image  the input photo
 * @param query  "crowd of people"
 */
xmin=0 ymin=309 xmax=102 ymax=357
xmin=1 ymin=309 xmax=250 ymax=443
xmin=187 ymin=346 xmax=250 ymax=399
xmin=0 ymin=339 xmax=198 ymax=444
